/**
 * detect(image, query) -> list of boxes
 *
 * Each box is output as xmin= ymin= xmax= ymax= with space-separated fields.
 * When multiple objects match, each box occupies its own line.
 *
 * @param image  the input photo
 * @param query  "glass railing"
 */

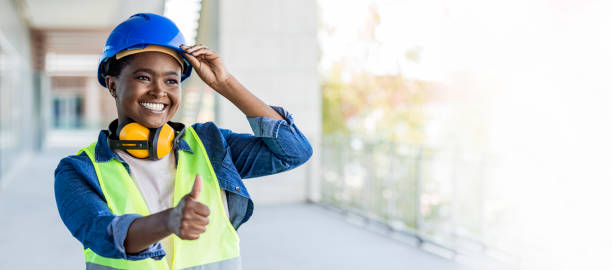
xmin=320 ymin=134 xmax=515 ymax=260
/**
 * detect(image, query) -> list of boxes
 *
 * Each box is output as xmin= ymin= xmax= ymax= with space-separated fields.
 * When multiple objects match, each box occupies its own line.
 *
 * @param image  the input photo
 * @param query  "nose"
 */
xmin=149 ymin=80 xmax=167 ymax=98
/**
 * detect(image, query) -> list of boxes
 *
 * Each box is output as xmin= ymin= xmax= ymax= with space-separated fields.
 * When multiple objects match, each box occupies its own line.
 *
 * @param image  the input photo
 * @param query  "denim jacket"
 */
xmin=54 ymin=106 xmax=312 ymax=260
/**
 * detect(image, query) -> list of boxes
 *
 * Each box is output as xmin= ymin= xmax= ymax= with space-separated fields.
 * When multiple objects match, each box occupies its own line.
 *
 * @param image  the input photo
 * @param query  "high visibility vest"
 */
xmin=79 ymin=127 xmax=240 ymax=270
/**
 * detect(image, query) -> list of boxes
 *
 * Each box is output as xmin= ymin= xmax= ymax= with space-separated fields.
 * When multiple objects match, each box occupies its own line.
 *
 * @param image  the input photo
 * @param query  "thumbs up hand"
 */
xmin=167 ymin=175 xmax=211 ymax=240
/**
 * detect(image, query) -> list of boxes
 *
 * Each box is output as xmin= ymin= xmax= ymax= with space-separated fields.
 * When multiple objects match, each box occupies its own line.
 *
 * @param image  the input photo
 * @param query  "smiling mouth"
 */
xmin=139 ymin=102 xmax=167 ymax=113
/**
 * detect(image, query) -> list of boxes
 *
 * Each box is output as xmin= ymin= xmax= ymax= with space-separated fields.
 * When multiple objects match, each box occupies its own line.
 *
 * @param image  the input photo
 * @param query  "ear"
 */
xmin=105 ymin=75 xmax=118 ymax=98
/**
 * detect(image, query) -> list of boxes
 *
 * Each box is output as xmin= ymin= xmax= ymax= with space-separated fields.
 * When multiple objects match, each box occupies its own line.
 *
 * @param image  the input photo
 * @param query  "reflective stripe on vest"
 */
xmin=79 ymin=127 xmax=240 ymax=270
xmin=85 ymin=257 xmax=242 ymax=270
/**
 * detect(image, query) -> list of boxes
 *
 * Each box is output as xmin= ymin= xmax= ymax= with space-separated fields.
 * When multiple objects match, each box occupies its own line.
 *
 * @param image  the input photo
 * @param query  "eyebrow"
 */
xmin=132 ymin=68 xmax=179 ymax=77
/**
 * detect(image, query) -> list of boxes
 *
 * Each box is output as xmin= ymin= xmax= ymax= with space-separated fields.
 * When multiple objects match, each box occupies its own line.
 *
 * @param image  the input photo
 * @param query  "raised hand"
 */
xmin=180 ymin=44 xmax=284 ymax=121
xmin=181 ymin=44 xmax=230 ymax=89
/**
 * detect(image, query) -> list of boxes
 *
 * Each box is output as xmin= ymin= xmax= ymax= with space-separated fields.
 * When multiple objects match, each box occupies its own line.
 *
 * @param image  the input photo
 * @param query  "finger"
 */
xmin=186 ymin=216 xmax=210 ymax=227
xmin=189 ymin=201 xmax=211 ymax=217
xmin=183 ymin=221 xmax=208 ymax=234
xmin=186 ymin=44 xmax=208 ymax=52
xmin=182 ymin=233 xmax=200 ymax=240
xmin=189 ymin=175 xmax=202 ymax=200
xmin=183 ymin=196 xmax=211 ymax=216
xmin=190 ymin=48 xmax=216 ymax=59
xmin=192 ymin=225 xmax=207 ymax=234
xmin=183 ymin=202 xmax=211 ymax=219
xmin=187 ymin=229 xmax=206 ymax=239
xmin=180 ymin=225 xmax=207 ymax=240
xmin=181 ymin=219 xmax=208 ymax=232
xmin=180 ymin=44 xmax=196 ymax=50
xmin=182 ymin=51 xmax=199 ymax=66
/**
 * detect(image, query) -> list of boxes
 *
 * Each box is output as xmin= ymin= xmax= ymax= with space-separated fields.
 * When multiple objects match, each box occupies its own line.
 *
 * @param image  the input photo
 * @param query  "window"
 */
xmin=52 ymin=93 xmax=83 ymax=129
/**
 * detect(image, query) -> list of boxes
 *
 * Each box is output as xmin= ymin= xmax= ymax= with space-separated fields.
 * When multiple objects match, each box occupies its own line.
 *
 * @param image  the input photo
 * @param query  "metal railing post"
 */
xmin=415 ymin=145 xmax=424 ymax=245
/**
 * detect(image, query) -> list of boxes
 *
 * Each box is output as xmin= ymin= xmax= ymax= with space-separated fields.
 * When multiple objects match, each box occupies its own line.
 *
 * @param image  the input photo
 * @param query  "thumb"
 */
xmin=189 ymin=174 xmax=202 ymax=200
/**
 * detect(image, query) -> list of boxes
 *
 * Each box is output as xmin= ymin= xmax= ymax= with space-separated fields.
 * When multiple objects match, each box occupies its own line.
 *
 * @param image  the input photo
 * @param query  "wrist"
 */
xmin=211 ymin=74 xmax=235 ymax=93
xmin=167 ymin=199 xmax=186 ymax=235
xmin=159 ymin=209 xmax=173 ymax=235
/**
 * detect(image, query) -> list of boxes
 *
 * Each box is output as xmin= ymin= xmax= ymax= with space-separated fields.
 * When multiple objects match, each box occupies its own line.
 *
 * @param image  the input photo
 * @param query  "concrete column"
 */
xmin=84 ymin=76 xmax=100 ymax=128
xmin=205 ymin=0 xmax=320 ymax=204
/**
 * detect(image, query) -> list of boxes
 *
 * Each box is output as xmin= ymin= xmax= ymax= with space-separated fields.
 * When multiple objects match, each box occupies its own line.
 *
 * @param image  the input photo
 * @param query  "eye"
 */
xmin=166 ymin=79 xmax=179 ymax=84
xmin=136 ymin=75 xmax=150 ymax=81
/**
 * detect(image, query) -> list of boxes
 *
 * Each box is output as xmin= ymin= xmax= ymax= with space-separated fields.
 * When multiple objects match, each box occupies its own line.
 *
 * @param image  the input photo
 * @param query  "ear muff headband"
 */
xmin=150 ymin=126 xmax=161 ymax=160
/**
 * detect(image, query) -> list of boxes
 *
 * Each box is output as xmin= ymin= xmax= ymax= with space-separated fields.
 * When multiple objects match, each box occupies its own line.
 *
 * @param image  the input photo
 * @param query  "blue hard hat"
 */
xmin=97 ymin=13 xmax=193 ymax=87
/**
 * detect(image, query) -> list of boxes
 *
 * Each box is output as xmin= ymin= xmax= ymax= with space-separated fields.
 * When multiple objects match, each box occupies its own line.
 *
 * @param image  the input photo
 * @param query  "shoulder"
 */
xmin=55 ymin=152 xmax=94 ymax=177
xmin=191 ymin=122 xmax=233 ymax=148
xmin=190 ymin=122 xmax=232 ymax=166
xmin=191 ymin=121 xmax=220 ymax=134
xmin=54 ymin=151 xmax=103 ymax=197
xmin=191 ymin=122 xmax=233 ymax=137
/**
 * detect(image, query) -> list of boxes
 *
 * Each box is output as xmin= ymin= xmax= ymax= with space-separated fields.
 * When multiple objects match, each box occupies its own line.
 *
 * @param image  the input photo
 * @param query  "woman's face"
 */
xmin=106 ymin=52 xmax=182 ymax=128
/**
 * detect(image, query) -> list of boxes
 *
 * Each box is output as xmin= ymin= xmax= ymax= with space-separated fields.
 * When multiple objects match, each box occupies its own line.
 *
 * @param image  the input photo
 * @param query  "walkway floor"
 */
xmin=0 ymin=148 xmax=473 ymax=269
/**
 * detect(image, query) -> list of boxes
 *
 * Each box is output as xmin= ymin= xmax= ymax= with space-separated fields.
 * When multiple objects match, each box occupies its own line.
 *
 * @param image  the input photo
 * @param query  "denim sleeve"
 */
xmin=54 ymin=157 xmax=166 ymax=260
xmin=221 ymin=106 xmax=313 ymax=178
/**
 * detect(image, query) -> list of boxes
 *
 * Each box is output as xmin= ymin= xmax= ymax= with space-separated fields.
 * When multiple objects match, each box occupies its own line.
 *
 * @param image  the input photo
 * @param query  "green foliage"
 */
xmin=321 ymin=66 xmax=349 ymax=134
xmin=321 ymin=63 xmax=435 ymax=144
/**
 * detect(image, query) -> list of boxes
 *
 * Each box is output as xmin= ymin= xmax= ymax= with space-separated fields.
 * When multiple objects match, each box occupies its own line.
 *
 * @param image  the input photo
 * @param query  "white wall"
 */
xmin=0 ymin=0 xmax=35 ymax=184
xmin=214 ymin=0 xmax=320 ymax=204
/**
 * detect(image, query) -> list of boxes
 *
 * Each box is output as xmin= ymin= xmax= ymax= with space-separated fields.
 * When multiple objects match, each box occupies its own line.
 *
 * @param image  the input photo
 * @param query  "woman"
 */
xmin=54 ymin=13 xmax=312 ymax=270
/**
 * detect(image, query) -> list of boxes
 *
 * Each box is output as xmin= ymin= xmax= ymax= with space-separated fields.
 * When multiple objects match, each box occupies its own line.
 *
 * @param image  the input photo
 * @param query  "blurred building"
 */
xmin=0 ymin=0 xmax=320 ymax=207
xmin=0 ymin=0 xmax=38 ymax=184
xmin=0 ymin=0 xmax=167 ymax=183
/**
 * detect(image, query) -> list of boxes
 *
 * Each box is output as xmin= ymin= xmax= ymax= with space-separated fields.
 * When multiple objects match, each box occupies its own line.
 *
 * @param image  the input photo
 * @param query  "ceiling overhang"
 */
xmin=22 ymin=0 xmax=165 ymax=29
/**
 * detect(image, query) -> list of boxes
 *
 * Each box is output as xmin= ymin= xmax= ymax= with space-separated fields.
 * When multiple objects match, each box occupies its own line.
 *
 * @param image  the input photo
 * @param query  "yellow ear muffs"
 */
xmin=118 ymin=122 xmax=152 ymax=159
xmin=153 ymin=123 xmax=175 ymax=159
xmin=110 ymin=121 xmax=176 ymax=160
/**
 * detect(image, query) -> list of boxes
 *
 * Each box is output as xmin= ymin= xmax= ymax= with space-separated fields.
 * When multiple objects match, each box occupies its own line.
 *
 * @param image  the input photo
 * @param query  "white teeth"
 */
xmin=140 ymin=102 xmax=165 ymax=111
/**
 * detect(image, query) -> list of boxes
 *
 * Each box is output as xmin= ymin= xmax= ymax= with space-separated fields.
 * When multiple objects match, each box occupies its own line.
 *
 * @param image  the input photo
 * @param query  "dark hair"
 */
xmin=102 ymin=54 xmax=135 ymax=78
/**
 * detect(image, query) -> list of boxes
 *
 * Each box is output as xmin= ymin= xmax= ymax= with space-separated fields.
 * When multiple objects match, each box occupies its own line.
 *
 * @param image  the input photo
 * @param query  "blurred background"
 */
xmin=1 ymin=0 xmax=611 ymax=269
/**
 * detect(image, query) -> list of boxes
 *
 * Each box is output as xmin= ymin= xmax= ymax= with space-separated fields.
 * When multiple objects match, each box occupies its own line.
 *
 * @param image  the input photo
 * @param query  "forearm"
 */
xmin=124 ymin=209 xmax=172 ymax=254
xmin=214 ymin=75 xmax=284 ymax=120
xmin=220 ymin=106 xmax=313 ymax=179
